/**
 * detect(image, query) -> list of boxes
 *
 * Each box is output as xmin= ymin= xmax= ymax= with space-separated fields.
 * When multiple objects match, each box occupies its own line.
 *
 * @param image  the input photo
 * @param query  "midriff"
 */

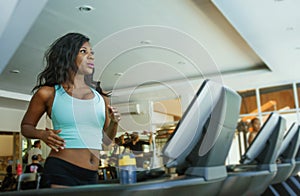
xmin=48 ymin=149 xmax=99 ymax=171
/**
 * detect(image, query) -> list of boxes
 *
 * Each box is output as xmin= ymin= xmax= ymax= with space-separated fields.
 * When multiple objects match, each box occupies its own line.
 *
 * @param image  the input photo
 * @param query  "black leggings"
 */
xmin=41 ymin=157 xmax=98 ymax=187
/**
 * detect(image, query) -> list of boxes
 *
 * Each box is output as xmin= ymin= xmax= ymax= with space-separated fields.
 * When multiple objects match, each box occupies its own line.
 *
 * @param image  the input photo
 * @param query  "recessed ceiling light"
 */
xmin=77 ymin=5 xmax=94 ymax=12
xmin=114 ymin=72 xmax=123 ymax=76
xmin=140 ymin=40 xmax=152 ymax=45
xmin=286 ymin=27 xmax=294 ymax=31
xmin=10 ymin=69 xmax=20 ymax=74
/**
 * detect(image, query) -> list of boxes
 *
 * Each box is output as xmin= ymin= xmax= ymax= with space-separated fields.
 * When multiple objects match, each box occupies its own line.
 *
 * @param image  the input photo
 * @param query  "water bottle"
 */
xmin=17 ymin=161 xmax=22 ymax=175
xmin=118 ymin=153 xmax=137 ymax=184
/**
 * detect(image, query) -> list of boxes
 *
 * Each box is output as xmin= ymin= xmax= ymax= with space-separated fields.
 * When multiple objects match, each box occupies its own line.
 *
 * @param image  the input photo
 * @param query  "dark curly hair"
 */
xmin=33 ymin=32 xmax=109 ymax=96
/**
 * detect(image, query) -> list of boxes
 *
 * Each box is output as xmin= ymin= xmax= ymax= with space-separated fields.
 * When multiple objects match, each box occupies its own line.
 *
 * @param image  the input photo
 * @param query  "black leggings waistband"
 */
xmin=42 ymin=157 xmax=98 ymax=187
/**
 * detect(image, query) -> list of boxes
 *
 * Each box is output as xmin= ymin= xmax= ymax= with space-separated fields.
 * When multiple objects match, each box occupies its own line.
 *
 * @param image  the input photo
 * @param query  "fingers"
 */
xmin=48 ymin=144 xmax=62 ymax=152
xmin=108 ymin=105 xmax=121 ymax=122
xmin=44 ymin=128 xmax=65 ymax=152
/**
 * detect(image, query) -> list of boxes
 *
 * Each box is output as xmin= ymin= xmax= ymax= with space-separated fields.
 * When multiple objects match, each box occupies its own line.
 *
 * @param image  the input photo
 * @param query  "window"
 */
xmin=259 ymin=84 xmax=295 ymax=112
xmin=238 ymin=89 xmax=257 ymax=115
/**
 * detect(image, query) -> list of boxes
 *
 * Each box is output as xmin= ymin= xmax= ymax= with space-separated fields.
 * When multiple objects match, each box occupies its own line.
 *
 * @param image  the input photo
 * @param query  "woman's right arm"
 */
xmin=21 ymin=87 xmax=65 ymax=151
xmin=248 ymin=133 xmax=253 ymax=145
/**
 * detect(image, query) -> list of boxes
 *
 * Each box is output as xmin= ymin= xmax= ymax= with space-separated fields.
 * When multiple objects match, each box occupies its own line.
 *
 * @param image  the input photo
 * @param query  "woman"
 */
xmin=247 ymin=117 xmax=261 ymax=145
xmin=21 ymin=33 xmax=120 ymax=187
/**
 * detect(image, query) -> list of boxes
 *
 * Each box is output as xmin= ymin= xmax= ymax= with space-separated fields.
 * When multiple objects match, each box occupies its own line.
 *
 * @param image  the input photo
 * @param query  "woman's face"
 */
xmin=76 ymin=42 xmax=95 ymax=75
xmin=252 ymin=119 xmax=261 ymax=132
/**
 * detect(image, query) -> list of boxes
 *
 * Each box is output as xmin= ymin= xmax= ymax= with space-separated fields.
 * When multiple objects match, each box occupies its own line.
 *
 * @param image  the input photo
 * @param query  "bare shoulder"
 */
xmin=33 ymin=86 xmax=55 ymax=102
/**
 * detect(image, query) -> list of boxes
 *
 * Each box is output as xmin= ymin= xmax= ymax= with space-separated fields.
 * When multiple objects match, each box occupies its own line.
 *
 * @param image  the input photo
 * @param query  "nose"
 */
xmin=88 ymin=51 xmax=94 ymax=59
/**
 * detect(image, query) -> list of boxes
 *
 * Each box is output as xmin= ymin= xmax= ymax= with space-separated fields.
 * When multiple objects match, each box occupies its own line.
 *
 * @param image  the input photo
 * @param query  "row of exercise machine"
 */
xmin=4 ymin=79 xmax=300 ymax=196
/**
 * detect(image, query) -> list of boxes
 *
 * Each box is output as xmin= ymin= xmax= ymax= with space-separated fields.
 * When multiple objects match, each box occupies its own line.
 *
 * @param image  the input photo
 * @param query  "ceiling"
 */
xmin=0 ymin=0 xmax=299 ymax=109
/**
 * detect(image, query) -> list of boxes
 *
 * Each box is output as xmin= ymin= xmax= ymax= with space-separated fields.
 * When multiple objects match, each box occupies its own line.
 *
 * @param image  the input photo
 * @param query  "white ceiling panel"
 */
xmin=1 ymin=0 xmax=298 ymax=105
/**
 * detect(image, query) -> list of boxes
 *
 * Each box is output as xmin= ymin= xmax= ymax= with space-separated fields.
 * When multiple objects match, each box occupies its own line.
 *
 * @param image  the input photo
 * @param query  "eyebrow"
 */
xmin=80 ymin=46 xmax=93 ymax=50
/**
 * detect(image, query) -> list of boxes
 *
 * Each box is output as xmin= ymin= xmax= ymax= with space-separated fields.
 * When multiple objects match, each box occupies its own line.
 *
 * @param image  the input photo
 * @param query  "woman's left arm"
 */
xmin=102 ymin=96 xmax=121 ymax=141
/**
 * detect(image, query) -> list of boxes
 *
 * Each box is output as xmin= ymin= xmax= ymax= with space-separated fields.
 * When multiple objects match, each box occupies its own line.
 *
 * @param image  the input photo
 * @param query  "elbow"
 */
xmin=20 ymin=123 xmax=25 ymax=134
xmin=20 ymin=124 xmax=27 ymax=137
xmin=20 ymin=123 xmax=33 ymax=138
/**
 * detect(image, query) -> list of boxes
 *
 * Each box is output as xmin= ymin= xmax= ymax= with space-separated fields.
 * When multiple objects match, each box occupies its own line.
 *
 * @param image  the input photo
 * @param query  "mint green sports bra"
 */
xmin=51 ymin=85 xmax=106 ymax=150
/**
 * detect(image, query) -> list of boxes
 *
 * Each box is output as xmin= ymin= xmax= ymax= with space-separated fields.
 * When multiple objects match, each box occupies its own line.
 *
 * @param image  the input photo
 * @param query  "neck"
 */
xmin=64 ymin=75 xmax=86 ymax=89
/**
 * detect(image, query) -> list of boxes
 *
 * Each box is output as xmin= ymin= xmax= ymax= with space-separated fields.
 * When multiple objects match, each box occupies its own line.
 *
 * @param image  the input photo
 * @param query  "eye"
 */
xmin=79 ymin=49 xmax=87 ymax=54
xmin=91 ymin=51 xmax=95 ymax=55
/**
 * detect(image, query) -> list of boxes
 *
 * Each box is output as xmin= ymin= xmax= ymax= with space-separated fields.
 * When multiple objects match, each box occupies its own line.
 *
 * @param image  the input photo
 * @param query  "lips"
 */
xmin=87 ymin=63 xmax=94 ymax=68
